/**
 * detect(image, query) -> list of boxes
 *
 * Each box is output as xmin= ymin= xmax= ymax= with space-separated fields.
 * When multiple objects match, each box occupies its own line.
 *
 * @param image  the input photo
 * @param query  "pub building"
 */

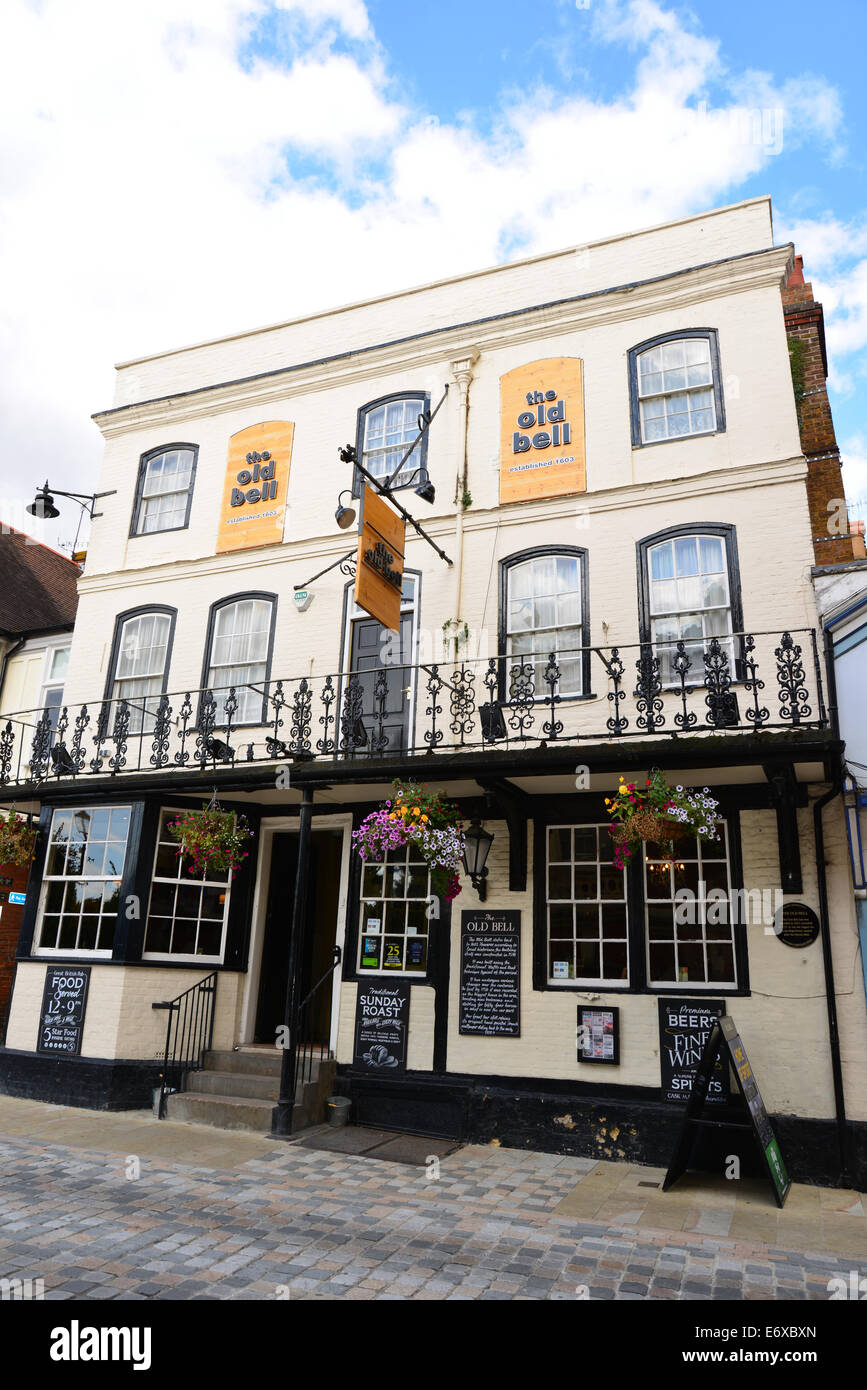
xmin=1 ymin=197 xmax=865 ymax=1188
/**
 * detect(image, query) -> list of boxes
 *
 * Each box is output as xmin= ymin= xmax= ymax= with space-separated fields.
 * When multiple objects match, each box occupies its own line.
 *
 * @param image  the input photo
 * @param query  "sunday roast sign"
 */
xmin=353 ymin=981 xmax=410 ymax=1073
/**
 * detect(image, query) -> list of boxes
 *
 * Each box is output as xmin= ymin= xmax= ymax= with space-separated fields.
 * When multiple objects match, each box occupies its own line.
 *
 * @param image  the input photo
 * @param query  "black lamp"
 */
xmin=26 ymin=480 xmax=116 ymax=521
xmin=334 ymin=489 xmax=357 ymax=530
xmin=462 ymin=816 xmax=494 ymax=900
xmin=414 ymin=477 xmax=435 ymax=505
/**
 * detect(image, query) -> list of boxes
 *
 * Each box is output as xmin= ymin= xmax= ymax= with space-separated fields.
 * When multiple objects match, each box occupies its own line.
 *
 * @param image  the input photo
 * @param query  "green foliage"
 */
xmin=788 ymin=336 xmax=807 ymax=407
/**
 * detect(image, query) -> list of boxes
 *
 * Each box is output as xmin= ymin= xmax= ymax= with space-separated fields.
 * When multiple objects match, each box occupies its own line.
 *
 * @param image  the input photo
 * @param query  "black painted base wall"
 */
xmin=336 ymin=1067 xmax=867 ymax=1191
xmin=0 ymin=1048 xmax=162 ymax=1111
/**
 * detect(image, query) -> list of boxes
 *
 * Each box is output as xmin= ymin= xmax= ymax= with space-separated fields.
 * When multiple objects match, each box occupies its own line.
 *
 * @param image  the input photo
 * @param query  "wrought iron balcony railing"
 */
xmin=0 ymin=630 xmax=829 ymax=789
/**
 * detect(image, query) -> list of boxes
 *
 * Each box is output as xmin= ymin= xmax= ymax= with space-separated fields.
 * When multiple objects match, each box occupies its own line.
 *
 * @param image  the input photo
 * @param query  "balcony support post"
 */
xmin=762 ymin=761 xmax=803 ymax=895
xmin=478 ymin=777 xmax=530 ymax=892
xmin=272 ymin=786 xmax=314 ymax=1137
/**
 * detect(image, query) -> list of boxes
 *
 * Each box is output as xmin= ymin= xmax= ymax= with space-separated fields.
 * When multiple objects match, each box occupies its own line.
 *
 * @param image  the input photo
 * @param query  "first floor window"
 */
xmin=633 ymin=334 xmax=719 ymax=443
xmin=358 ymin=845 xmax=431 ymax=975
xmin=143 ymin=810 xmax=231 ymax=960
xmin=39 ymin=645 xmax=70 ymax=737
xmin=205 ymin=595 xmax=274 ymax=723
xmin=37 ymin=805 xmax=131 ymax=953
xmin=646 ymin=532 xmax=735 ymax=685
xmin=645 ymin=825 xmax=734 ymax=985
xmin=110 ymin=611 xmax=172 ymax=732
xmin=504 ymin=551 xmax=585 ymax=696
xmin=547 ymin=825 xmax=628 ymax=984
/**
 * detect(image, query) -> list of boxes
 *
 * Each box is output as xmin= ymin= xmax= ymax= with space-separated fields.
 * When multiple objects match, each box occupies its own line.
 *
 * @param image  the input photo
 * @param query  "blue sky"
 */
xmin=1 ymin=0 xmax=866 ymax=552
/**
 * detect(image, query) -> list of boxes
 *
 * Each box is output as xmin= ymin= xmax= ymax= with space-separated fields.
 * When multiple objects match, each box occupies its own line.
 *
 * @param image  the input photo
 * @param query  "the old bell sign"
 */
xmin=354 ymin=485 xmax=405 ymax=632
xmin=772 ymin=901 xmax=820 ymax=948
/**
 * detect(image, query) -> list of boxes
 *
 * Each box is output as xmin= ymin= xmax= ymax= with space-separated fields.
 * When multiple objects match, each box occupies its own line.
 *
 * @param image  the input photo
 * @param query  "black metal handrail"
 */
xmin=294 ymin=946 xmax=341 ymax=1089
xmin=0 ymin=629 xmax=830 ymax=789
xmin=151 ymin=972 xmax=218 ymax=1119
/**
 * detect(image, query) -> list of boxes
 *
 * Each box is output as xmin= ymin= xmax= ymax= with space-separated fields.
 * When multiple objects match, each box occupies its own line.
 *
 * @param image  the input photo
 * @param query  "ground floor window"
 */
xmin=645 ymin=825 xmax=735 ymax=986
xmin=546 ymin=824 xmax=628 ymax=985
xmin=36 ymin=806 xmax=131 ymax=954
xmin=143 ymin=809 xmax=231 ymax=961
xmin=358 ymin=845 xmax=431 ymax=975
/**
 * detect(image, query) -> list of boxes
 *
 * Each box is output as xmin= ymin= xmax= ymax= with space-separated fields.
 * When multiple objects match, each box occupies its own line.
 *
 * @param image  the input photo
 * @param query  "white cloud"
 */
xmin=0 ymin=0 xmax=851 ymax=553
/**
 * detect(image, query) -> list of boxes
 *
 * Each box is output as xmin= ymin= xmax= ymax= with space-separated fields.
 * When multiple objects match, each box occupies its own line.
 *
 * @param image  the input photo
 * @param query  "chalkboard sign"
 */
xmin=353 ymin=981 xmax=410 ymax=1072
xmin=773 ymin=902 xmax=820 ymax=949
xmin=459 ymin=909 xmax=520 ymax=1036
xmin=663 ymin=1014 xmax=790 ymax=1207
xmin=37 ymin=966 xmax=91 ymax=1056
xmin=658 ymin=997 xmax=728 ymax=1104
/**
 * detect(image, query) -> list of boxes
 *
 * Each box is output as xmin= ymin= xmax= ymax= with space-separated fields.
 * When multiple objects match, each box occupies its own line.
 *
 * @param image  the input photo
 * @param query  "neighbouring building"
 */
xmin=0 ymin=196 xmax=864 ymax=1188
xmin=0 ymin=528 xmax=79 ymax=1027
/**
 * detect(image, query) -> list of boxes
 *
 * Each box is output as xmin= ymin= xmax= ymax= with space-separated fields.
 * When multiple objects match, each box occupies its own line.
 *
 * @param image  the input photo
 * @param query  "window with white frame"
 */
xmin=205 ymin=596 xmax=274 ymax=723
xmin=505 ymin=552 xmax=584 ymax=696
xmin=132 ymin=447 xmax=196 ymax=535
xmin=359 ymin=395 xmax=427 ymax=489
xmin=634 ymin=335 xmax=718 ymax=444
xmin=143 ymin=809 xmax=231 ymax=960
xmin=110 ymin=612 xmax=172 ymax=733
xmin=39 ymin=644 xmax=70 ymax=735
xmin=546 ymin=825 xmax=628 ymax=985
xmin=36 ymin=805 xmax=131 ymax=953
xmin=645 ymin=823 xmax=736 ymax=986
xmin=357 ymin=845 xmax=431 ymax=975
xmin=647 ymin=534 xmax=734 ymax=685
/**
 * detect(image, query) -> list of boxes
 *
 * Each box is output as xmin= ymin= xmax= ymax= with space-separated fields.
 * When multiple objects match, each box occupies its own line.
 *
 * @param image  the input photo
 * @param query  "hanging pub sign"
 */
xmin=663 ymin=1015 xmax=791 ymax=1208
xmin=354 ymin=485 xmax=406 ymax=633
xmin=658 ymin=997 xmax=729 ymax=1104
xmin=216 ymin=420 xmax=293 ymax=554
xmin=499 ymin=357 xmax=586 ymax=505
xmin=37 ymin=966 xmax=91 ymax=1056
xmin=353 ymin=981 xmax=410 ymax=1072
xmin=773 ymin=902 xmax=820 ymax=949
xmin=459 ymin=909 xmax=521 ymax=1036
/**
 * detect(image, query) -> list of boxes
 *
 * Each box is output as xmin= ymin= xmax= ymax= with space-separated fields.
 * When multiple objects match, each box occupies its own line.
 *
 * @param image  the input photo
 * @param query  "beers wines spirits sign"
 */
xmin=216 ymin=420 xmax=294 ymax=553
xmin=499 ymin=357 xmax=586 ymax=504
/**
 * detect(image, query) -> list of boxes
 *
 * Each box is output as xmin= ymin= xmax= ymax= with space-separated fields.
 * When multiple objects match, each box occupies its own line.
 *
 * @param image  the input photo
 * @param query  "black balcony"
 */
xmin=0 ymin=630 xmax=830 ymax=791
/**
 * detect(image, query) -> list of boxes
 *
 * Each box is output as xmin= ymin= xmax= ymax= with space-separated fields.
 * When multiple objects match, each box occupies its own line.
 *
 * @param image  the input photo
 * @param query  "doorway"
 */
xmin=253 ymin=829 xmax=344 ymax=1046
xmin=345 ymin=571 xmax=417 ymax=754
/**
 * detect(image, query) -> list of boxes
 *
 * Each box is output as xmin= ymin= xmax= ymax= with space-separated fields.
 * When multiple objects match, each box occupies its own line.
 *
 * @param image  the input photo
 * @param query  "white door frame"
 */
xmin=240 ymin=812 xmax=353 ymax=1054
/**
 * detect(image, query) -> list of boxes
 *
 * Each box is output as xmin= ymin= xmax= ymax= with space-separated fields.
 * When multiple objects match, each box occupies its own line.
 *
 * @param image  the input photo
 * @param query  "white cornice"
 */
xmin=93 ymin=247 xmax=792 ymax=440
xmin=76 ymin=452 xmax=806 ymax=596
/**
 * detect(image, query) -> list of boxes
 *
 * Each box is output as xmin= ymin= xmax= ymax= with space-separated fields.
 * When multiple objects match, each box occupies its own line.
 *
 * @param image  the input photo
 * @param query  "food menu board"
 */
xmin=353 ymin=981 xmax=411 ymax=1072
xmin=37 ymin=966 xmax=91 ymax=1056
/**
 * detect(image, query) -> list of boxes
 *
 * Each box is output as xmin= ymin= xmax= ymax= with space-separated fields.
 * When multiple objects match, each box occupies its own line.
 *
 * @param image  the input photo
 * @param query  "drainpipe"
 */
xmin=273 ymin=786 xmax=314 ymax=1138
xmin=449 ymin=351 xmax=479 ymax=643
xmin=812 ymin=626 xmax=849 ymax=1182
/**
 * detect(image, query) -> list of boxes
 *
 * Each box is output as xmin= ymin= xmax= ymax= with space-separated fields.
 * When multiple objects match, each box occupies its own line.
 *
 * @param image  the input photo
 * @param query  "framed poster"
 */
xmin=353 ymin=981 xmax=410 ymax=1072
xmin=37 ymin=966 xmax=91 ymax=1056
xmin=577 ymin=1006 xmax=619 ymax=1064
xmin=459 ymin=910 xmax=521 ymax=1036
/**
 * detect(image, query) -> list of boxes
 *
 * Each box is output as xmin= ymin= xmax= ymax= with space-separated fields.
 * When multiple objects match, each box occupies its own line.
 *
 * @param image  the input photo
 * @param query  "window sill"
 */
xmin=130 ymin=523 xmax=191 ymax=539
xmin=632 ymin=428 xmax=723 ymax=451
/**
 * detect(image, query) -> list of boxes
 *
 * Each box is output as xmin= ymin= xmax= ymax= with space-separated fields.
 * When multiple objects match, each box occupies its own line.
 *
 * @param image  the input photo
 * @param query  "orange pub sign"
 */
xmin=354 ymin=486 xmax=405 ymax=633
xmin=499 ymin=357 xmax=586 ymax=504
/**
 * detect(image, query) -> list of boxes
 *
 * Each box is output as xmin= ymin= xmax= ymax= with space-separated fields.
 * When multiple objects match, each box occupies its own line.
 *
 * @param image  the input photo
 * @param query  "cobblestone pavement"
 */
xmin=0 ymin=1126 xmax=862 ymax=1301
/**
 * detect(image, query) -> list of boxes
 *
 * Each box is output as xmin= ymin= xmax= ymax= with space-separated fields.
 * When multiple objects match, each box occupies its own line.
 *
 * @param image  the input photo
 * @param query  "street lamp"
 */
xmin=27 ymin=481 xmax=116 ymax=522
xmin=462 ymin=816 xmax=494 ymax=901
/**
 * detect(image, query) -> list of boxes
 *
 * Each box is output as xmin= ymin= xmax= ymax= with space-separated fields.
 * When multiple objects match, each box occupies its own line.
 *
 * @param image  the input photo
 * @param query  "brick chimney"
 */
xmin=782 ymin=255 xmax=855 ymax=565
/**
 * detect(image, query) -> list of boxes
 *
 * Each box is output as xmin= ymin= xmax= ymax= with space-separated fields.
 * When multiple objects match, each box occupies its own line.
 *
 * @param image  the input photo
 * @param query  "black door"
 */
xmin=349 ymin=612 xmax=414 ymax=752
xmin=254 ymin=830 xmax=343 ymax=1045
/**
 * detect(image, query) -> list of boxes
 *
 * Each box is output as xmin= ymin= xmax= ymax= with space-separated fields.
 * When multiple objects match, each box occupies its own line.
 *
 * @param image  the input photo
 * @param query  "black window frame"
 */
xmin=498 ymin=545 xmax=592 ymax=702
xmin=352 ymin=391 xmax=431 ymax=497
xmin=199 ymin=591 xmax=278 ymax=728
xmin=628 ymin=328 xmax=725 ymax=449
xmin=532 ymin=800 xmax=750 ymax=996
xmin=636 ymin=522 xmax=745 ymax=680
xmin=129 ymin=443 xmax=199 ymax=538
xmin=103 ymin=605 xmax=178 ymax=705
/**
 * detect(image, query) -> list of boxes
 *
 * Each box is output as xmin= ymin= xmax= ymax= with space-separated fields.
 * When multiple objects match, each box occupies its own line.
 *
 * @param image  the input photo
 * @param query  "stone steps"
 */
xmin=161 ymin=1047 xmax=336 ymax=1135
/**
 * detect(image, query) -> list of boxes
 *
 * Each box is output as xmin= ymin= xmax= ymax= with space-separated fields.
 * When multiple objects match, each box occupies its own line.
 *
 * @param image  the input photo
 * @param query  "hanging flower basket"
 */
xmin=0 ymin=808 xmax=37 ymax=868
xmin=606 ymin=769 xmax=720 ymax=870
xmin=352 ymin=780 xmax=465 ymax=902
xmin=167 ymin=803 xmax=253 ymax=878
